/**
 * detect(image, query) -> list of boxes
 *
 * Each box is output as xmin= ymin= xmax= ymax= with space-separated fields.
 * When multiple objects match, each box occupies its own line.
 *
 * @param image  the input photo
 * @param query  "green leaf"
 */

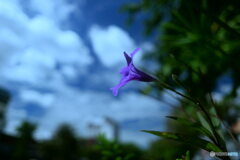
xmin=140 ymin=86 xmax=152 ymax=95
xmin=208 ymin=107 xmax=226 ymax=146
xmin=197 ymin=112 xmax=213 ymax=135
xmin=120 ymin=3 xmax=141 ymax=13
xmin=166 ymin=116 xmax=215 ymax=141
xmin=209 ymin=107 xmax=221 ymax=128
xmin=176 ymin=150 xmax=190 ymax=160
xmin=197 ymin=112 xmax=227 ymax=151
xmin=142 ymin=130 xmax=222 ymax=152
xmin=163 ymin=22 xmax=188 ymax=33
xmin=185 ymin=151 xmax=190 ymax=160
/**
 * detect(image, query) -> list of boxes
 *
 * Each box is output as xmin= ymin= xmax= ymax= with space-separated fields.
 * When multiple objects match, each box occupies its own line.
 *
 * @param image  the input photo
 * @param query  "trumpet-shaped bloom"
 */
xmin=111 ymin=48 xmax=156 ymax=96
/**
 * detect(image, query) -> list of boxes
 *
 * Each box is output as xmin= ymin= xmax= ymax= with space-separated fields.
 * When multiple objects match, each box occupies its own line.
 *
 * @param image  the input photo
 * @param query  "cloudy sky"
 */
xmin=0 ymin=0 xmax=173 ymax=147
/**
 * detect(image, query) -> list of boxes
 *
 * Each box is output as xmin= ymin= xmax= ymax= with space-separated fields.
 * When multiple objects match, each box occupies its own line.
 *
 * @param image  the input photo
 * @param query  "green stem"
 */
xmin=156 ymin=80 xmax=229 ymax=154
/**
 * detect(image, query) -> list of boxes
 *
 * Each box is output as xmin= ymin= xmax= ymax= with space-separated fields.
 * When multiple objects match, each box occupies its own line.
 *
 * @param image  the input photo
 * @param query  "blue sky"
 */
xmin=0 ymin=0 xmax=174 ymax=147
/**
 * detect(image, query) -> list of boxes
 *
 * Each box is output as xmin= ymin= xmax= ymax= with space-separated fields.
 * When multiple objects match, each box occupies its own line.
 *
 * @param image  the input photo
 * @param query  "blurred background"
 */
xmin=0 ymin=0 xmax=169 ymax=159
xmin=0 ymin=0 xmax=240 ymax=160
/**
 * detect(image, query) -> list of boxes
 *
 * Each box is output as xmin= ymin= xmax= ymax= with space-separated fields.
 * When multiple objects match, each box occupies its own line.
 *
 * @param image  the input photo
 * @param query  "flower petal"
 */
xmin=133 ymin=67 xmax=156 ymax=81
xmin=111 ymin=48 xmax=155 ymax=96
xmin=110 ymin=76 xmax=132 ymax=96
xmin=110 ymin=87 xmax=119 ymax=96
xmin=120 ymin=66 xmax=129 ymax=76
xmin=123 ymin=52 xmax=132 ymax=65
xmin=130 ymin=48 xmax=140 ymax=57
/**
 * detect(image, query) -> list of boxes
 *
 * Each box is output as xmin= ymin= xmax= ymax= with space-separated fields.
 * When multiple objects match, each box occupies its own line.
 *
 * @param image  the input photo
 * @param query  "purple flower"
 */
xmin=110 ymin=48 xmax=156 ymax=96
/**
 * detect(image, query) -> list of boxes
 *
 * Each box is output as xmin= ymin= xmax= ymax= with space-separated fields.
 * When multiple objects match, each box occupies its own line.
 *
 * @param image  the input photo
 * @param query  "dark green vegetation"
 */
xmin=0 ymin=122 xmax=148 ymax=160
xmin=122 ymin=0 xmax=240 ymax=159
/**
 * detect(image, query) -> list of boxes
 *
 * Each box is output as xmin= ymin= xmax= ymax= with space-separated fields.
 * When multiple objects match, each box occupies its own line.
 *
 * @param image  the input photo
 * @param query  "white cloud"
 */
xmin=0 ymin=0 xmax=92 ymax=132
xmin=0 ymin=3 xmax=92 ymax=85
xmin=88 ymin=25 xmax=140 ymax=67
xmin=33 ymin=90 xmax=167 ymax=146
xmin=60 ymin=65 xmax=78 ymax=79
xmin=5 ymin=103 xmax=28 ymax=134
xmin=29 ymin=0 xmax=76 ymax=24
xmin=0 ymin=1 xmax=29 ymax=65
xmin=20 ymin=89 xmax=55 ymax=108
xmin=0 ymin=0 xmax=167 ymax=148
